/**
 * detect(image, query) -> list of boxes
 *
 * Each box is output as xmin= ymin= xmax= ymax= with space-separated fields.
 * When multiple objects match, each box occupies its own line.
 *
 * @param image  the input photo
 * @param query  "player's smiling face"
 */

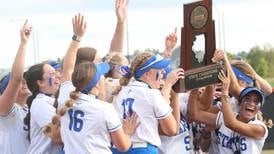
xmin=38 ymin=64 xmax=61 ymax=95
xmin=239 ymin=92 xmax=261 ymax=121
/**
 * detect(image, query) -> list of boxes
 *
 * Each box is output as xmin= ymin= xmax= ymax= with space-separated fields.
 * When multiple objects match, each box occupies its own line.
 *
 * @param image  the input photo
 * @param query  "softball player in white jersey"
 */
xmin=0 ymin=20 xmax=31 ymax=154
xmin=112 ymin=52 xmax=180 ymax=154
xmin=57 ymin=62 xmax=134 ymax=154
xmin=215 ymin=111 xmax=267 ymax=154
xmin=25 ymin=63 xmax=62 ymax=154
xmin=50 ymin=13 xmax=134 ymax=154
xmin=0 ymin=103 xmax=29 ymax=153
xmin=188 ymin=71 xmax=268 ymax=154
xmin=159 ymin=92 xmax=192 ymax=154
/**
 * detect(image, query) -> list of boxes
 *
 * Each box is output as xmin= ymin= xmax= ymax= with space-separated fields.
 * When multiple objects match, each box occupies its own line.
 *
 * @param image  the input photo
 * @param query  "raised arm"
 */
xmin=212 ymin=49 xmax=243 ymax=98
xmin=187 ymin=89 xmax=217 ymax=128
xmin=161 ymin=68 xmax=184 ymax=102
xmin=198 ymin=85 xmax=215 ymax=111
xmin=162 ymin=28 xmax=177 ymax=58
xmin=0 ymin=20 xmax=31 ymax=115
xmin=109 ymin=0 xmax=127 ymax=53
xmin=61 ymin=14 xmax=86 ymax=82
xmin=218 ymin=70 xmax=266 ymax=138
xmin=255 ymin=73 xmax=272 ymax=96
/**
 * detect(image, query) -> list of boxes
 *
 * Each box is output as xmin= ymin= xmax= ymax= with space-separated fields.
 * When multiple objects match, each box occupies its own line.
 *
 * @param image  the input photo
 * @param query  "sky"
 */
xmin=0 ymin=0 xmax=274 ymax=68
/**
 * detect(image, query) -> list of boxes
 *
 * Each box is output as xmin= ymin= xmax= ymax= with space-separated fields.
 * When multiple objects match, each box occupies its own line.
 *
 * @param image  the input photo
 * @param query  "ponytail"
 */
xmin=44 ymin=91 xmax=80 ymax=135
xmin=256 ymin=111 xmax=273 ymax=129
xmin=24 ymin=93 xmax=38 ymax=141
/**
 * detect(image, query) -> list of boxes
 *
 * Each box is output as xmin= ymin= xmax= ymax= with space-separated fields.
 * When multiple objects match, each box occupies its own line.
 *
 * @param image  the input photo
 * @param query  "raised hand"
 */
xmin=72 ymin=13 xmax=87 ymax=38
xmin=116 ymin=0 xmax=128 ymax=23
xmin=218 ymin=70 xmax=230 ymax=95
xmin=165 ymin=68 xmax=184 ymax=86
xmin=211 ymin=49 xmax=227 ymax=63
xmin=20 ymin=20 xmax=32 ymax=43
xmin=122 ymin=111 xmax=139 ymax=136
xmin=163 ymin=28 xmax=177 ymax=58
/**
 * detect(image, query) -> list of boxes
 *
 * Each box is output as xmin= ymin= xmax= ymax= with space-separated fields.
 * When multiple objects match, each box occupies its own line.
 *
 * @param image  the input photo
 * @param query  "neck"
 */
xmin=237 ymin=114 xmax=250 ymax=123
xmin=40 ymin=88 xmax=55 ymax=96
xmin=138 ymin=77 xmax=154 ymax=89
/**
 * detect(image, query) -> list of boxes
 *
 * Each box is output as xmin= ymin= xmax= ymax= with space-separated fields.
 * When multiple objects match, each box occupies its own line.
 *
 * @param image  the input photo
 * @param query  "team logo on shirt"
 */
xmin=217 ymin=131 xmax=247 ymax=152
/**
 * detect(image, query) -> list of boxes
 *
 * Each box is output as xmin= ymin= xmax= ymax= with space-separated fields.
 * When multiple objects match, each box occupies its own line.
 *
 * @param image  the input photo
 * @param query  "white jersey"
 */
xmin=27 ymin=93 xmax=61 ymax=154
xmin=159 ymin=92 xmax=192 ymax=154
xmin=215 ymin=96 xmax=239 ymax=113
xmin=216 ymin=112 xmax=268 ymax=154
xmin=0 ymin=103 xmax=29 ymax=154
xmin=58 ymin=81 xmax=122 ymax=154
xmin=113 ymin=80 xmax=172 ymax=147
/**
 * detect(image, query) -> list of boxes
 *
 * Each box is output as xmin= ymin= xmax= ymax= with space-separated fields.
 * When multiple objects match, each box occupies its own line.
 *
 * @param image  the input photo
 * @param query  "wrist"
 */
xmin=72 ymin=34 xmax=81 ymax=42
xmin=221 ymin=94 xmax=230 ymax=101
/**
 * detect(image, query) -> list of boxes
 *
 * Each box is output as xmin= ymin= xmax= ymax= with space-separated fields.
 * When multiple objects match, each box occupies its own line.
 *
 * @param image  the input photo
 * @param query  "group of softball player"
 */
xmin=0 ymin=0 xmax=272 ymax=153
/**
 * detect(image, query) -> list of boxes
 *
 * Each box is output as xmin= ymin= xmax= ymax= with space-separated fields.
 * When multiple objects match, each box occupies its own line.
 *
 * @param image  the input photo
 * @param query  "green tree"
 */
xmin=236 ymin=51 xmax=248 ymax=60
xmin=246 ymin=45 xmax=265 ymax=70
xmin=256 ymin=57 xmax=268 ymax=77
xmin=265 ymin=49 xmax=274 ymax=77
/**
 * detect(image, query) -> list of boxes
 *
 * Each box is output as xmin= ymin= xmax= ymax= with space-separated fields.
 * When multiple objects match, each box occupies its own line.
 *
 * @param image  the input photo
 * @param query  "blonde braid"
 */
xmin=43 ymin=91 xmax=80 ymax=135
xmin=111 ymin=52 xmax=154 ymax=97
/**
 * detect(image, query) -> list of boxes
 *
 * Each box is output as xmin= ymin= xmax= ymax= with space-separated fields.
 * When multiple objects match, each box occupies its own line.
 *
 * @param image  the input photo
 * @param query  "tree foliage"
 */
xmin=131 ymin=44 xmax=274 ymax=78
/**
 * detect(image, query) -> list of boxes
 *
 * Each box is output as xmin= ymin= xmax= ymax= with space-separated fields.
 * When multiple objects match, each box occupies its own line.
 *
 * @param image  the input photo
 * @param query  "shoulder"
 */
xmin=249 ymin=119 xmax=268 ymax=139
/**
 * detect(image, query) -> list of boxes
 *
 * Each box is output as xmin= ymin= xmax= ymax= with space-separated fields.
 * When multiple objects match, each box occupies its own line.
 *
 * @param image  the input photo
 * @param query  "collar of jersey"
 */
xmin=79 ymin=92 xmax=97 ymax=102
xmin=130 ymin=80 xmax=152 ymax=89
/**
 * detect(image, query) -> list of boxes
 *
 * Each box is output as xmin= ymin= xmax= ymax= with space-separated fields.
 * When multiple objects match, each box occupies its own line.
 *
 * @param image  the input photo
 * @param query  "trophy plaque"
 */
xmin=174 ymin=0 xmax=223 ymax=92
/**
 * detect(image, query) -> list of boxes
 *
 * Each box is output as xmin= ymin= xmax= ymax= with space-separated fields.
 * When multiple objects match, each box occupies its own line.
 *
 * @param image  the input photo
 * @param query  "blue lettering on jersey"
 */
xmin=179 ymin=118 xmax=191 ymax=151
xmin=68 ymin=109 xmax=85 ymax=132
xmin=23 ymin=124 xmax=29 ymax=131
xmin=184 ymin=135 xmax=191 ymax=151
xmin=121 ymin=98 xmax=135 ymax=119
xmin=217 ymin=130 xmax=247 ymax=152
xmin=240 ymin=138 xmax=247 ymax=151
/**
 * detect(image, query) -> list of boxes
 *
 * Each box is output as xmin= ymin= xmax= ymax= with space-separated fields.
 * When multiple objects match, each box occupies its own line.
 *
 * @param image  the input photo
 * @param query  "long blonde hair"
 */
xmin=44 ymin=62 xmax=96 ymax=134
xmin=112 ymin=52 xmax=154 ymax=96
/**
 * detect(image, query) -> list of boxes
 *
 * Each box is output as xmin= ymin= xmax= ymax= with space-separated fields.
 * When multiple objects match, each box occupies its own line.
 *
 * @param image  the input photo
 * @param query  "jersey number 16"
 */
xmin=68 ymin=109 xmax=85 ymax=132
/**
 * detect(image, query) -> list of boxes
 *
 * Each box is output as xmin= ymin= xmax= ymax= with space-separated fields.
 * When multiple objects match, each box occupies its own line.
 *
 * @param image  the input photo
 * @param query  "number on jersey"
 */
xmin=68 ymin=109 xmax=85 ymax=132
xmin=121 ymin=98 xmax=135 ymax=119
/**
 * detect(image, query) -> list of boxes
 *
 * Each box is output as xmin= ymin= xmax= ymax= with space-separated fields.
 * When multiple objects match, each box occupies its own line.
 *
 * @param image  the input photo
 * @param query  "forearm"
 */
xmin=170 ymin=92 xmax=180 ymax=133
xmin=11 ymin=42 xmax=27 ymax=81
xmin=187 ymin=90 xmax=198 ymax=122
xmin=255 ymin=74 xmax=272 ymax=96
xmin=62 ymin=40 xmax=81 ymax=81
xmin=223 ymin=57 xmax=242 ymax=97
xmin=221 ymin=94 xmax=237 ymax=128
xmin=199 ymin=85 xmax=214 ymax=110
xmin=109 ymin=21 xmax=125 ymax=53
xmin=161 ymin=83 xmax=172 ymax=104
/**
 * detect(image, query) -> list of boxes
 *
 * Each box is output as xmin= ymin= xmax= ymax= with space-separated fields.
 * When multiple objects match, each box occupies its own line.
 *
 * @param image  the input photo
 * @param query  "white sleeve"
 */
xmin=58 ymin=81 xmax=75 ymax=108
xmin=0 ymin=104 xmax=16 ymax=118
xmin=104 ymin=104 xmax=122 ymax=133
xmin=31 ymin=98 xmax=56 ymax=127
xmin=149 ymin=90 xmax=172 ymax=120
xmin=216 ymin=111 xmax=223 ymax=128
xmin=249 ymin=120 xmax=268 ymax=139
